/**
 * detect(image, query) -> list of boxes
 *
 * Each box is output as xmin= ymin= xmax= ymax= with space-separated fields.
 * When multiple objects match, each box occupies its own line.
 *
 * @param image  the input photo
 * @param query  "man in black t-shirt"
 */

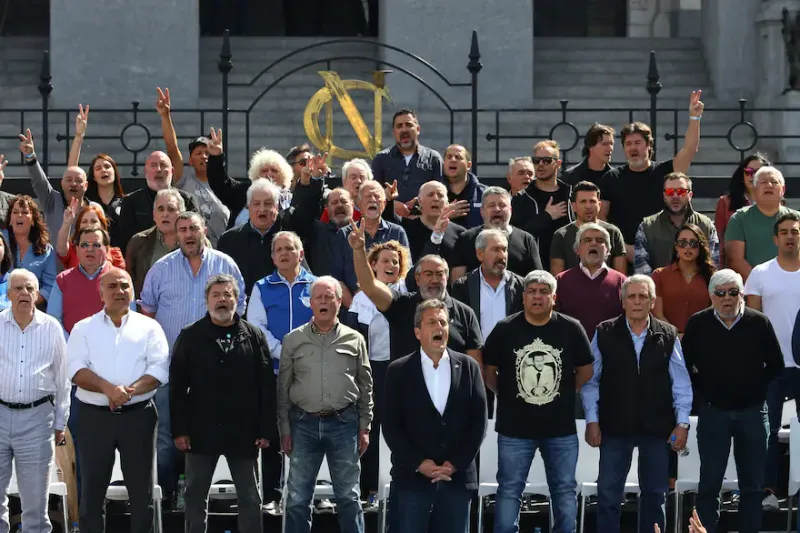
xmin=561 ymin=123 xmax=615 ymax=187
xmin=348 ymin=223 xmax=483 ymax=363
xmin=599 ymin=90 xmax=704 ymax=263
xmin=483 ymin=269 xmax=593 ymax=533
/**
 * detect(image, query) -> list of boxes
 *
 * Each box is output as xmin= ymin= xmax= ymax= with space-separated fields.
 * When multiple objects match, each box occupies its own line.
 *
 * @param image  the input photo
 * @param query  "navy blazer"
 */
xmin=382 ymin=348 xmax=487 ymax=490
xmin=450 ymin=267 xmax=525 ymax=330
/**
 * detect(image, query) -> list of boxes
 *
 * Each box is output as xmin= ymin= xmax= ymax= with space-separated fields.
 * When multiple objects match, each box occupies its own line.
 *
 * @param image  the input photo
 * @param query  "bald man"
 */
xmin=19 ymin=127 xmax=90 ymax=234
xmin=118 ymin=151 xmax=199 ymax=253
xmin=67 ymin=267 xmax=169 ymax=533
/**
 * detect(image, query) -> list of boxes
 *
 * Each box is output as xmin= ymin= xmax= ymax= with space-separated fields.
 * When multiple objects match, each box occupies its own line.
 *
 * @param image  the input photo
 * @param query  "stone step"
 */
xmin=535 ymin=85 xmax=713 ymax=100
xmin=534 ymin=37 xmax=703 ymax=50
xmin=534 ymin=60 xmax=707 ymax=75
xmin=534 ymin=48 xmax=702 ymax=62
xmin=536 ymin=72 xmax=710 ymax=88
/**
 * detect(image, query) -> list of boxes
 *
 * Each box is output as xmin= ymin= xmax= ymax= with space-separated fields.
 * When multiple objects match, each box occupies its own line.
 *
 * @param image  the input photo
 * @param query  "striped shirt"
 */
xmin=0 ymin=308 xmax=71 ymax=430
xmin=139 ymin=247 xmax=246 ymax=352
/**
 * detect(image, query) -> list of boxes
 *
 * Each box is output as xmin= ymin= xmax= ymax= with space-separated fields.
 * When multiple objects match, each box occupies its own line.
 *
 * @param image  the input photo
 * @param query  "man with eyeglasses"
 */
xmin=743 ymin=211 xmax=800 ymax=511
xmin=511 ymin=140 xmax=574 ymax=268
xmin=633 ymin=172 xmax=718 ymax=275
xmin=727 ymin=166 xmax=799 ymax=280
xmin=683 ymin=269 xmax=783 ymax=532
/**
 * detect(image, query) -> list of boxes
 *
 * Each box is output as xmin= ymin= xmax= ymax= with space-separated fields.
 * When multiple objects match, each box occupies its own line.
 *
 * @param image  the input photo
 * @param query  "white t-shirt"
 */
xmin=349 ymin=280 xmax=407 ymax=362
xmin=744 ymin=258 xmax=800 ymax=367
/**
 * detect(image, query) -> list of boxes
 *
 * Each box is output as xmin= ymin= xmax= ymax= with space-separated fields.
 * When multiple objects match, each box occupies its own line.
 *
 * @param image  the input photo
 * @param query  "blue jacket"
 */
xmin=255 ymin=268 xmax=316 ymax=372
xmin=448 ymin=172 xmax=485 ymax=230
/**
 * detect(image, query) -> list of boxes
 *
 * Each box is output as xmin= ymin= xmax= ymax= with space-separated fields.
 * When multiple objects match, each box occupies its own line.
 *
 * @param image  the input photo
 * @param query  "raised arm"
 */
xmin=348 ymin=221 xmax=394 ymax=311
xmin=672 ymin=90 xmax=704 ymax=174
xmin=68 ymin=105 xmax=89 ymax=168
xmin=156 ymin=88 xmax=184 ymax=182
xmin=205 ymin=127 xmax=249 ymax=215
xmin=56 ymin=198 xmax=79 ymax=259
xmin=20 ymin=129 xmax=58 ymax=212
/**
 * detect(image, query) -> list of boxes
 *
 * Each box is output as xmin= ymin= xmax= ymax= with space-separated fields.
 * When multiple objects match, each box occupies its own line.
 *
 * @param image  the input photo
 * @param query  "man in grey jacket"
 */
xmin=18 ymin=129 xmax=89 ymax=234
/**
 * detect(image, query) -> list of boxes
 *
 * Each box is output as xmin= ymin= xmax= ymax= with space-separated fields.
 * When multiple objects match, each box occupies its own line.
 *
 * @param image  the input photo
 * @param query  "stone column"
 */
xmin=701 ymin=0 xmax=759 ymax=102
xmin=50 ymin=0 xmax=199 ymax=108
xmin=378 ymin=0 xmax=533 ymax=110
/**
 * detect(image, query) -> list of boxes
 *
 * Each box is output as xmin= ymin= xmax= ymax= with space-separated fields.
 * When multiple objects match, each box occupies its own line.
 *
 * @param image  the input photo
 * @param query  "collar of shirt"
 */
xmin=479 ymin=267 xmax=508 ymax=294
xmin=78 ymin=263 xmax=107 ymax=280
xmin=625 ymin=316 xmax=651 ymax=358
xmin=268 ymin=267 xmax=313 ymax=286
xmin=714 ymin=305 xmax=744 ymax=330
xmin=310 ymin=320 xmax=339 ymax=336
xmin=579 ymin=262 xmax=608 ymax=280
xmin=248 ymin=220 xmax=273 ymax=237
xmin=420 ymin=347 xmax=450 ymax=369
xmin=180 ymin=246 xmax=208 ymax=268
xmin=0 ymin=307 xmax=46 ymax=330
xmin=102 ymin=308 xmax=131 ymax=328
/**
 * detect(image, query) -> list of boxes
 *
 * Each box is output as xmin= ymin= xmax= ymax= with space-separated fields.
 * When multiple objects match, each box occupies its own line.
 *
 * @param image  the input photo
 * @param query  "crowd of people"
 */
xmin=0 ymin=85 xmax=795 ymax=533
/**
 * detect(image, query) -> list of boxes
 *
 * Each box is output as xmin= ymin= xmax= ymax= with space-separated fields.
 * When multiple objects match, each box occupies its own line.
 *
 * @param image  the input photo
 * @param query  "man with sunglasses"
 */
xmin=743 ymin=211 xmax=800 ymax=511
xmin=682 ymin=269 xmax=783 ymax=532
xmin=511 ymin=140 xmax=574 ymax=268
xmin=47 ymin=227 xmax=115 ymax=338
xmin=633 ymin=172 xmax=718 ymax=275
xmin=727 ymin=166 xmax=798 ymax=280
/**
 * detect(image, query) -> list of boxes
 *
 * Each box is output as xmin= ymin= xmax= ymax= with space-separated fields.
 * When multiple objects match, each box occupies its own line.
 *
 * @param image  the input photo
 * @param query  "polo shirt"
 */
xmin=725 ymin=205 xmax=798 ymax=268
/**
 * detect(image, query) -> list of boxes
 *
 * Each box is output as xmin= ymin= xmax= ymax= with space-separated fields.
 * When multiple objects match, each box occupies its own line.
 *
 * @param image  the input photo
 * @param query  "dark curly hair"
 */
xmin=5 ymin=195 xmax=50 ymax=258
xmin=669 ymin=223 xmax=715 ymax=286
xmin=0 ymin=232 xmax=12 ymax=276
xmin=727 ymin=153 xmax=771 ymax=211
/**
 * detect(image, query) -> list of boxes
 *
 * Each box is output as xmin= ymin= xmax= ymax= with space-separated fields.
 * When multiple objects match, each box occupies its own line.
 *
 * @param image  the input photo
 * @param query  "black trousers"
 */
xmin=261 ymin=427 xmax=282 ymax=503
xmin=361 ymin=360 xmax=388 ymax=495
xmin=77 ymin=399 xmax=158 ymax=533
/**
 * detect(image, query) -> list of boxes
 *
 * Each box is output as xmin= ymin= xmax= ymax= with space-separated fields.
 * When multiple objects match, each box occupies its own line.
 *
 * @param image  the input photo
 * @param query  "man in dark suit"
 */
xmin=383 ymin=298 xmax=487 ymax=533
xmin=451 ymin=228 xmax=524 ymax=339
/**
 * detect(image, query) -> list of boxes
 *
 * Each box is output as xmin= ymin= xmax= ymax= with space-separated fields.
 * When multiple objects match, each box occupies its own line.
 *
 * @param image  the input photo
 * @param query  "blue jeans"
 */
xmin=285 ymin=405 xmax=363 ymax=533
xmin=695 ymin=403 xmax=768 ymax=533
xmin=765 ymin=368 xmax=800 ymax=490
xmin=388 ymin=481 xmax=473 ymax=533
xmin=154 ymin=385 xmax=179 ymax=494
xmin=494 ymin=433 xmax=578 ymax=533
xmin=67 ymin=386 xmax=81 ymax=498
xmin=597 ymin=435 xmax=669 ymax=533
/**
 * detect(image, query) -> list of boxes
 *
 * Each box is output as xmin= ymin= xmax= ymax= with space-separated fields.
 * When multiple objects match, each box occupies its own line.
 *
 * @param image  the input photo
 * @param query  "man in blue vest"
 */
xmin=246 ymin=229 xmax=316 ymax=512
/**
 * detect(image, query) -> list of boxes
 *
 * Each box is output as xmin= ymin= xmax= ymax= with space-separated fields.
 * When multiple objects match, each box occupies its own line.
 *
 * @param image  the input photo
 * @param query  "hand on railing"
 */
xmin=156 ymin=87 xmax=171 ymax=118
xmin=75 ymin=104 xmax=89 ymax=138
xmin=208 ymin=127 xmax=223 ymax=156
xmin=18 ymin=129 xmax=35 ymax=156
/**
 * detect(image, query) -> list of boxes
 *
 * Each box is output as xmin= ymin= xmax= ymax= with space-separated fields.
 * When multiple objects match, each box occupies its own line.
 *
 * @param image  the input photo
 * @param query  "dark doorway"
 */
xmin=534 ymin=0 xmax=627 ymax=37
xmin=0 ymin=0 xmax=49 ymax=36
xmin=199 ymin=0 xmax=378 ymax=37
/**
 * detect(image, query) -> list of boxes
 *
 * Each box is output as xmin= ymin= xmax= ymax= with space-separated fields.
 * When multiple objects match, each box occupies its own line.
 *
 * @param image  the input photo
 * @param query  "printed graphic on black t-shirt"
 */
xmin=484 ymin=311 xmax=593 ymax=439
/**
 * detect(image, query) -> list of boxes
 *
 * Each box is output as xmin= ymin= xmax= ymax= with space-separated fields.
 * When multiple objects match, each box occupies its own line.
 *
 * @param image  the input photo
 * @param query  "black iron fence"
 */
xmin=1 ymin=33 xmax=800 ymax=185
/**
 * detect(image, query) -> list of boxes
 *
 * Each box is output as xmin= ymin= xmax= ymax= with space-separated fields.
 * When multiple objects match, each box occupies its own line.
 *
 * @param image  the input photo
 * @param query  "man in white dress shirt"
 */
xmin=67 ymin=268 xmax=169 ymax=533
xmin=0 ymin=268 xmax=70 ymax=533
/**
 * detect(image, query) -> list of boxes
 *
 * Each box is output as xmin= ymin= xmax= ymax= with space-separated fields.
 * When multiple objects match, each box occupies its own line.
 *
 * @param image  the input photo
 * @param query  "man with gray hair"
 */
xmin=727 ymin=165 xmax=798 ymax=280
xmin=582 ymin=274 xmax=693 ymax=533
xmin=350 ymin=222 xmax=483 ymax=364
xmin=483 ymin=269 xmax=593 ymax=533
xmin=555 ymin=222 xmax=626 ymax=336
xmin=140 ymin=211 xmax=245 ymax=506
xmin=450 ymin=186 xmax=542 ymax=281
xmin=682 ymin=268 xmax=783 ymax=533
xmin=278 ymin=275 xmax=373 ymax=533
xmin=170 ymin=273 xmax=276 ymax=533
xmin=0 ymin=268 xmax=70 ymax=533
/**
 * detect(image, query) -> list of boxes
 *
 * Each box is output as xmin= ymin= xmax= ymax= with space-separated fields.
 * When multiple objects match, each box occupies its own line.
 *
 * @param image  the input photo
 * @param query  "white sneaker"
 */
xmin=762 ymin=493 xmax=780 ymax=510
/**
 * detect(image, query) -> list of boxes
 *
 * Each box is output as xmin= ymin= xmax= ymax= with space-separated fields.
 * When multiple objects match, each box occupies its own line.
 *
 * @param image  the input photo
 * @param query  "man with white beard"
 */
xmin=349 ymin=222 xmax=483 ymax=364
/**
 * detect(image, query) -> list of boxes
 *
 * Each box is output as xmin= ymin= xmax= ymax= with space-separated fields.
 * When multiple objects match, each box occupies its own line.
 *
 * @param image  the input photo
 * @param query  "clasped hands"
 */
xmin=418 ymin=459 xmax=456 ymax=483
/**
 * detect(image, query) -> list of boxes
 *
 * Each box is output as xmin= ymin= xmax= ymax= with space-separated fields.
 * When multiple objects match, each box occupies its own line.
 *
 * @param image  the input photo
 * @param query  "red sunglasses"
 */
xmin=664 ymin=188 xmax=690 ymax=197
xmin=743 ymin=167 xmax=757 ymax=177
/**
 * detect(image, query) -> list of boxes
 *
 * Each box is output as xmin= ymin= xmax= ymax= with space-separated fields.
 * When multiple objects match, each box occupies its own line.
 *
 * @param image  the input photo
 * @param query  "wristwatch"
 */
xmin=678 ymin=422 xmax=690 ymax=430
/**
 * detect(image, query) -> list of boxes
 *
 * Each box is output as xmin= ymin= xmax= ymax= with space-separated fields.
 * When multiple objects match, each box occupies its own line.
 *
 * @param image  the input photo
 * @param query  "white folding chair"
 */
xmin=578 ymin=443 xmax=640 ymax=533
xmin=673 ymin=415 xmax=738 ymax=533
xmin=476 ymin=418 xmax=553 ymax=533
xmin=106 ymin=450 xmax=163 ymax=533
xmin=207 ymin=454 xmax=263 ymax=503
xmin=8 ymin=458 xmax=69 ymax=531
xmin=377 ymin=430 xmax=392 ymax=533
xmin=786 ymin=417 xmax=800 ymax=533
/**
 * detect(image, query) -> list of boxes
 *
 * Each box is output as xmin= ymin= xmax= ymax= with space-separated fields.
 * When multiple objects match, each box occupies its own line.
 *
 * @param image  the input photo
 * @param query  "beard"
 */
xmin=210 ymin=307 xmax=235 ymax=323
xmin=419 ymin=284 xmax=446 ymax=301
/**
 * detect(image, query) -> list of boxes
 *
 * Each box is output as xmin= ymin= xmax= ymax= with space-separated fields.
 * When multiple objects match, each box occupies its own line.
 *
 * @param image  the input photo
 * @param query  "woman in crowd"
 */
xmin=56 ymin=202 xmax=125 ymax=270
xmin=346 ymin=240 xmax=411 ymax=510
xmin=714 ymin=153 xmax=769 ymax=266
xmin=3 ymin=195 xmax=56 ymax=306
xmin=125 ymin=188 xmax=184 ymax=299
xmin=0 ymin=232 xmax=13 ymax=310
xmin=653 ymin=223 xmax=715 ymax=335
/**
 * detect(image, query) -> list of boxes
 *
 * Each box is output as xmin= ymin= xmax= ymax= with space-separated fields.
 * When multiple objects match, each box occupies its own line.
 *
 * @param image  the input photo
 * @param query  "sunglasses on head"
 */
xmin=713 ymin=288 xmax=741 ymax=298
xmin=664 ymin=187 xmax=690 ymax=197
xmin=532 ymin=156 xmax=555 ymax=165
xmin=78 ymin=242 xmax=103 ymax=249
xmin=675 ymin=238 xmax=699 ymax=249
